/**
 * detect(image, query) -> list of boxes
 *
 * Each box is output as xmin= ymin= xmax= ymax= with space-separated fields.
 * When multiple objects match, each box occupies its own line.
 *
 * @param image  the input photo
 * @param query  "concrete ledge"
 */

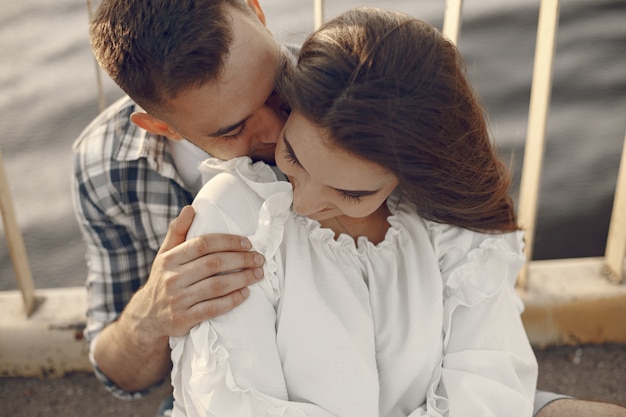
xmin=0 ymin=287 xmax=91 ymax=377
xmin=1 ymin=257 xmax=625 ymax=378
xmin=520 ymin=257 xmax=626 ymax=347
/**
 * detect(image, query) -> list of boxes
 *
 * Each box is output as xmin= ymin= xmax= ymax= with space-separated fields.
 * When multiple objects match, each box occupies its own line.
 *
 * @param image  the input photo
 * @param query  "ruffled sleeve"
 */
xmin=170 ymin=158 xmax=337 ymax=417
xmin=415 ymin=222 xmax=538 ymax=417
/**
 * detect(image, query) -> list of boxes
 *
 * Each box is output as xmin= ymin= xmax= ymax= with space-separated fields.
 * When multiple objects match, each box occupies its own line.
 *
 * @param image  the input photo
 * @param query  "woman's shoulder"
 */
xmin=423 ymin=220 xmax=526 ymax=301
xmin=190 ymin=157 xmax=290 ymax=237
xmin=424 ymin=220 xmax=524 ymax=265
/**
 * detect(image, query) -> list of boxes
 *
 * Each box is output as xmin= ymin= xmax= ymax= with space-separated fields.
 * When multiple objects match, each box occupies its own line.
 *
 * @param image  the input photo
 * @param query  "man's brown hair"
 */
xmin=90 ymin=0 xmax=249 ymax=114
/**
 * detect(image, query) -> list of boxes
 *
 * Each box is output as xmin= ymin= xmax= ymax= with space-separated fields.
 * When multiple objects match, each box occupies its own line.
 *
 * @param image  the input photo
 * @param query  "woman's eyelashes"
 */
xmin=336 ymin=190 xmax=363 ymax=203
xmin=282 ymin=136 xmax=302 ymax=167
xmin=283 ymin=146 xmax=301 ymax=167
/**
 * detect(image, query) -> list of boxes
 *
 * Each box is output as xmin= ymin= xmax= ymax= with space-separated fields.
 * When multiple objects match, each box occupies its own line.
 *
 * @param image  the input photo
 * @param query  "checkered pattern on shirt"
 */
xmin=71 ymin=96 xmax=193 ymax=398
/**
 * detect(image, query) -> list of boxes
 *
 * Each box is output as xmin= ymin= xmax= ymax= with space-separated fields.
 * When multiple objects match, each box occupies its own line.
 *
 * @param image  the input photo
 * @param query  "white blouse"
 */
xmin=170 ymin=157 xmax=538 ymax=417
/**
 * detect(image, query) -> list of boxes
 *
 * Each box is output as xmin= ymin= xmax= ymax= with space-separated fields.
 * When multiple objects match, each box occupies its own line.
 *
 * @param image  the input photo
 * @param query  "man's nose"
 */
xmin=256 ymin=102 xmax=286 ymax=145
xmin=259 ymin=92 xmax=290 ymax=143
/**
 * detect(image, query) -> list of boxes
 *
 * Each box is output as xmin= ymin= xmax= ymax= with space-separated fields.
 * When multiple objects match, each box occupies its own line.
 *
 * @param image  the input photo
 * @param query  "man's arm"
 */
xmin=92 ymin=206 xmax=265 ymax=392
xmin=72 ymin=108 xmax=265 ymax=395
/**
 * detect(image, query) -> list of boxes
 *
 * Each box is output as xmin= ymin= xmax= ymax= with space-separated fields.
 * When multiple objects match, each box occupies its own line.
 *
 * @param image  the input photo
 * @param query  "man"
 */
xmin=73 ymin=0 xmax=284 ymax=400
xmin=73 ymin=0 xmax=625 ymax=416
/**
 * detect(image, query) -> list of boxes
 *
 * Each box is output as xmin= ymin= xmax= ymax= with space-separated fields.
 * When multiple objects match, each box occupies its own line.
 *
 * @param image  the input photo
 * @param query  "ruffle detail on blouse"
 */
xmin=248 ymin=189 xmax=293 ymax=304
xmin=423 ymin=220 xmax=525 ymax=306
xmin=171 ymin=322 xmax=304 ymax=417
xmin=418 ymin=223 xmax=526 ymax=417
xmin=172 ymin=157 xmax=300 ymax=416
xmin=443 ymin=234 xmax=525 ymax=308
xmin=198 ymin=156 xmax=293 ymax=295
xmin=295 ymin=188 xmax=406 ymax=255
xmin=233 ymin=157 xmax=292 ymax=303
xmin=199 ymin=156 xmax=280 ymax=197
xmin=439 ymin=231 xmax=525 ymax=354
xmin=422 ymin=359 xmax=448 ymax=417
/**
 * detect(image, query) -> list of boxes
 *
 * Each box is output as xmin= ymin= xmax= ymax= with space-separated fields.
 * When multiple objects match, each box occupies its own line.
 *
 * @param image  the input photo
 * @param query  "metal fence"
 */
xmin=1 ymin=0 xmax=624 ymax=325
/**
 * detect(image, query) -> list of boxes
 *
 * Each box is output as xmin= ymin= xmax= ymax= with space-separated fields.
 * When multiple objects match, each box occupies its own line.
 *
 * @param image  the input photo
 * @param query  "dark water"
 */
xmin=1 ymin=0 xmax=625 ymax=290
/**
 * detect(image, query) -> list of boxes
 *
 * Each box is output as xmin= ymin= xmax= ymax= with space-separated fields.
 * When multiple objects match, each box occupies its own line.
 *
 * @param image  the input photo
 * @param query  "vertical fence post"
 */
xmin=442 ymin=0 xmax=464 ymax=45
xmin=313 ymin=0 xmax=324 ymax=30
xmin=516 ymin=0 xmax=560 ymax=289
xmin=0 ymin=147 xmax=36 ymax=316
xmin=604 ymin=129 xmax=626 ymax=283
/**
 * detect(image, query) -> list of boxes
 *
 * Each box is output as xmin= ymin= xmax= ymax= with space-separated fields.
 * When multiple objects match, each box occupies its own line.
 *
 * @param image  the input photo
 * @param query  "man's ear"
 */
xmin=246 ymin=0 xmax=266 ymax=25
xmin=130 ymin=112 xmax=184 ymax=140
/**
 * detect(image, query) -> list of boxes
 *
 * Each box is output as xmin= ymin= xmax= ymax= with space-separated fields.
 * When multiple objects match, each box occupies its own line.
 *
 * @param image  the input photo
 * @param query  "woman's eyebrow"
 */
xmin=283 ymin=134 xmax=305 ymax=169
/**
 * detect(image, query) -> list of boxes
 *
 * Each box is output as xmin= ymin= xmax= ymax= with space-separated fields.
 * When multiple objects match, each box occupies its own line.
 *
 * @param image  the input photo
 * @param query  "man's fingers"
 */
xmin=200 ymin=266 xmax=262 ymax=298
xmin=158 ymin=205 xmax=196 ymax=255
xmin=179 ymin=233 xmax=254 ymax=264
xmin=176 ymin=251 xmax=264 ymax=290
xmin=169 ymin=285 xmax=253 ymax=336
xmin=185 ymin=287 xmax=251 ymax=327
xmin=164 ymin=268 xmax=260 ymax=335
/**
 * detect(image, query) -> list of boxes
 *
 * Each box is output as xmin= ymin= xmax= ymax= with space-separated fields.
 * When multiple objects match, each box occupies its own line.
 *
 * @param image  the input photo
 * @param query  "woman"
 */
xmin=170 ymin=8 xmax=537 ymax=417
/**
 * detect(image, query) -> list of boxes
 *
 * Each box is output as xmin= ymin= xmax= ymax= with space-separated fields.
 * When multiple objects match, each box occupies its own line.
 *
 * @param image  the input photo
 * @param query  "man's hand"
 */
xmin=131 ymin=205 xmax=265 ymax=339
xmin=93 ymin=205 xmax=263 ymax=392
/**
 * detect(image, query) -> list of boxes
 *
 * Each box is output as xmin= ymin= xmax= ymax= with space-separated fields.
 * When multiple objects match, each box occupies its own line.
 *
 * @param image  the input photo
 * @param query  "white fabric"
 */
xmin=166 ymin=139 xmax=211 ymax=195
xmin=170 ymin=157 xmax=538 ymax=417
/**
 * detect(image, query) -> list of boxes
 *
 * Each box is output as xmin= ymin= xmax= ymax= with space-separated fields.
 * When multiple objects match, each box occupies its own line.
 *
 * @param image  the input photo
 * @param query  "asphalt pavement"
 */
xmin=2 ymin=344 xmax=625 ymax=417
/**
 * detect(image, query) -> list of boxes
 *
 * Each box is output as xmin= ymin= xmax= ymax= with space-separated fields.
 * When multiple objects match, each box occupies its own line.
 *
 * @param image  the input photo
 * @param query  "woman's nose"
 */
xmin=291 ymin=181 xmax=325 ymax=217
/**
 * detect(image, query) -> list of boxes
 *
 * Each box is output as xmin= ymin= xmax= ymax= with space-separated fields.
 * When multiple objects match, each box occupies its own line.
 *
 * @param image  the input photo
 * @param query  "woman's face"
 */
xmin=276 ymin=111 xmax=398 ymax=222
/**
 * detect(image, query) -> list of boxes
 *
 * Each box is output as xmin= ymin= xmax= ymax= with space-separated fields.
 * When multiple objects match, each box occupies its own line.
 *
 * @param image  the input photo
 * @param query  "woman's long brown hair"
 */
xmin=279 ymin=7 xmax=518 ymax=233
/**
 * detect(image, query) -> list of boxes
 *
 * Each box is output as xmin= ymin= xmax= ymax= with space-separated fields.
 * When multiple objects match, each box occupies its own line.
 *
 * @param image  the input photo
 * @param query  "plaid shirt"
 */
xmin=72 ymin=95 xmax=193 ymax=398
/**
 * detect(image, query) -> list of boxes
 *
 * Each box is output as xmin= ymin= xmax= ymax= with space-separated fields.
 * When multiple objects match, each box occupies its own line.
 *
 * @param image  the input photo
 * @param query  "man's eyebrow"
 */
xmin=285 ymin=133 xmax=382 ymax=196
xmin=208 ymin=116 xmax=249 ymax=137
